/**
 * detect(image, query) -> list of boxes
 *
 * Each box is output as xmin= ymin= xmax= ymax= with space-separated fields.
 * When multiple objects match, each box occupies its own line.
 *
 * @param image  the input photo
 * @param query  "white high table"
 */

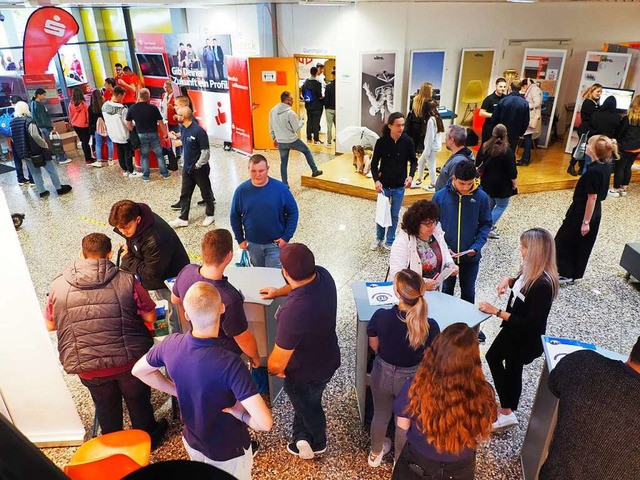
xmin=352 ymin=281 xmax=490 ymax=424
xmin=0 ymin=190 xmax=84 ymax=446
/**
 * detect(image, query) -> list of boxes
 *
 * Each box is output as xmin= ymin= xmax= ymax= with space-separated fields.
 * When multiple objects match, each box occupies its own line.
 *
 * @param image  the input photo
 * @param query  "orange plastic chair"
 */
xmin=64 ymin=430 xmax=151 ymax=480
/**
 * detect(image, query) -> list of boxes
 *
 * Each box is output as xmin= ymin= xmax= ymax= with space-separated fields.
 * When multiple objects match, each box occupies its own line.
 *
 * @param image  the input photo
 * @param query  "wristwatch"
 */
xmin=582 ymin=220 xmax=590 ymax=225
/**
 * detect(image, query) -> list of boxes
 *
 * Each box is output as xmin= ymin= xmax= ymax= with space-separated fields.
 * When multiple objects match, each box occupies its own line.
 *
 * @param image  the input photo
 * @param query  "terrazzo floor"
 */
xmin=2 ymin=144 xmax=639 ymax=480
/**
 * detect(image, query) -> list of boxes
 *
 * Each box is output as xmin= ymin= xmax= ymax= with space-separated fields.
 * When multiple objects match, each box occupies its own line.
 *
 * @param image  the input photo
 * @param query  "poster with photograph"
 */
xmin=408 ymin=50 xmax=446 ymax=111
xmin=520 ymin=49 xmax=567 ymax=148
xmin=360 ymin=52 xmax=396 ymax=133
xmin=454 ymin=49 xmax=495 ymax=127
xmin=164 ymin=34 xmax=232 ymax=93
xmin=565 ymin=51 xmax=631 ymax=153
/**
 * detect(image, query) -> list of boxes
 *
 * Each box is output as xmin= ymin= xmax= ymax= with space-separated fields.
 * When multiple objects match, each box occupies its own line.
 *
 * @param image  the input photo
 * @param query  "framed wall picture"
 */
xmin=454 ymin=49 xmax=496 ymax=127
xmin=520 ymin=48 xmax=567 ymax=147
xmin=565 ymin=51 xmax=632 ymax=153
xmin=360 ymin=52 xmax=398 ymax=133
xmin=407 ymin=50 xmax=446 ymax=112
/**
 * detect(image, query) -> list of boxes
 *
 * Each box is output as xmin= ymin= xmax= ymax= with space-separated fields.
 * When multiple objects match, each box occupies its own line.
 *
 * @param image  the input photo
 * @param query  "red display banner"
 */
xmin=227 ymin=57 xmax=253 ymax=155
xmin=23 ymin=7 xmax=79 ymax=75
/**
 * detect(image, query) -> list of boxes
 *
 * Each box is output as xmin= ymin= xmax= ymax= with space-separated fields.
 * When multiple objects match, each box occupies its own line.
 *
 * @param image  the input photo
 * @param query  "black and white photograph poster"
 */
xmin=360 ymin=52 xmax=396 ymax=133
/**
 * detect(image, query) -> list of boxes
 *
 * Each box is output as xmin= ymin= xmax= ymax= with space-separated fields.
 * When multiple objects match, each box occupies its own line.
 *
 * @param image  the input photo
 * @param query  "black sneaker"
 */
xmin=39 ymin=190 xmax=50 ymax=198
xmin=251 ymin=440 xmax=260 ymax=458
xmin=170 ymin=202 xmax=181 ymax=210
xmin=56 ymin=185 xmax=72 ymax=195
xmin=478 ymin=331 xmax=486 ymax=343
xmin=198 ymin=199 xmax=216 ymax=206
xmin=150 ymin=418 xmax=169 ymax=450
xmin=312 ymin=170 xmax=323 ymax=178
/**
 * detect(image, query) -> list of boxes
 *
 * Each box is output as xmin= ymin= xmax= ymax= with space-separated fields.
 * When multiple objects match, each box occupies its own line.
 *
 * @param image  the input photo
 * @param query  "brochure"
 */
xmin=544 ymin=336 xmax=596 ymax=370
xmin=366 ymin=281 xmax=399 ymax=306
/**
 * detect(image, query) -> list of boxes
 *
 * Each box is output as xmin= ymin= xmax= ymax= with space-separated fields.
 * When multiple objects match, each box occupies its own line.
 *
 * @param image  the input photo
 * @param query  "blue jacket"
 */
xmin=493 ymin=92 xmax=530 ymax=140
xmin=432 ymin=179 xmax=492 ymax=263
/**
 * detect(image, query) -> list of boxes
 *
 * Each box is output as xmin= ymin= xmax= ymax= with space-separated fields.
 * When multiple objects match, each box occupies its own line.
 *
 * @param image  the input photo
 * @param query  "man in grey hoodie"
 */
xmin=269 ymin=91 xmax=323 ymax=187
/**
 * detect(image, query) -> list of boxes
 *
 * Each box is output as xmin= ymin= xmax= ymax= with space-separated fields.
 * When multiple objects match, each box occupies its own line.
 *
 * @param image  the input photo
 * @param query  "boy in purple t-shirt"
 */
xmin=171 ymin=229 xmax=260 ymax=368
xmin=133 ymin=282 xmax=272 ymax=480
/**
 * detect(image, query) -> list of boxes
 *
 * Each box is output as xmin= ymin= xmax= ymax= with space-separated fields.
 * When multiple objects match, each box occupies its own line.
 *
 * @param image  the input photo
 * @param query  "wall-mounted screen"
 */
xmin=135 ymin=53 xmax=168 ymax=78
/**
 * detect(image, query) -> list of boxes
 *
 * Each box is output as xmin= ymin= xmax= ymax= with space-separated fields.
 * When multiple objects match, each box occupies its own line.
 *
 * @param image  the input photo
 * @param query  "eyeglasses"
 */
xmin=420 ymin=220 xmax=437 ymax=227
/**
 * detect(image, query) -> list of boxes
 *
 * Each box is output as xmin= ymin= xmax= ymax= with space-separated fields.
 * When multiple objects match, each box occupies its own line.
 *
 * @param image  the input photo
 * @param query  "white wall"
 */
xmin=275 ymin=2 xmax=640 ymax=136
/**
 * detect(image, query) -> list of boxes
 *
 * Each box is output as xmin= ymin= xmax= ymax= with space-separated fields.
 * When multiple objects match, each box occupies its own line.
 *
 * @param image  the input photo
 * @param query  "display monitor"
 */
xmin=135 ymin=53 xmax=169 ymax=78
xmin=600 ymin=87 xmax=635 ymax=112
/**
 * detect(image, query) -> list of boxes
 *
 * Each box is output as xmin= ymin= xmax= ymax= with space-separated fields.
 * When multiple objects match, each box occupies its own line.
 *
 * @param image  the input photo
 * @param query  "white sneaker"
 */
xmin=608 ymin=189 xmax=620 ymax=197
xmin=169 ymin=218 xmax=189 ymax=229
xmin=129 ymin=171 xmax=143 ymax=178
xmin=58 ymin=158 xmax=72 ymax=165
xmin=423 ymin=184 xmax=435 ymax=191
xmin=558 ymin=276 xmax=575 ymax=286
xmin=122 ymin=171 xmax=129 ymax=177
xmin=370 ymin=240 xmax=382 ymax=251
xmin=91 ymin=161 xmax=104 ymax=168
xmin=383 ymin=243 xmax=392 ymax=251
xmin=410 ymin=180 xmax=422 ymax=188
xmin=296 ymin=440 xmax=314 ymax=460
xmin=202 ymin=216 xmax=215 ymax=227
xmin=492 ymin=412 xmax=518 ymax=432
xmin=368 ymin=437 xmax=392 ymax=468
xmin=619 ymin=189 xmax=628 ymax=197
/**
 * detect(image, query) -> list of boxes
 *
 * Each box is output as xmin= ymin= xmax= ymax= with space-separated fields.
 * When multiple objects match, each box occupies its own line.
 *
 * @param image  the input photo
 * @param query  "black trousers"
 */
xmin=392 ymin=442 xmax=476 ymax=480
xmin=306 ymin=108 xmax=322 ymax=142
xmin=555 ymin=201 xmax=601 ymax=279
xmin=115 ymin=141 xmax=134 ymax=173
xmin=73 ymin=126 xmax=93 ymax=162
xmin=179 ymin=164 xmax=215 ymax=220
xmin=486 ymin=328 xmax=525 ymax=410
xmin=613 ymin=151 xmax=637 ymax=188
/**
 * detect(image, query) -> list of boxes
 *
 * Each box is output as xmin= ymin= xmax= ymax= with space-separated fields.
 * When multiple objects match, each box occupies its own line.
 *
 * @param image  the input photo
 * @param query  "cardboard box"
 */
xmin=58 ymin=131 xmax=78 ymax=153
xmin=52 ymin=120 xmax=71 ymax=133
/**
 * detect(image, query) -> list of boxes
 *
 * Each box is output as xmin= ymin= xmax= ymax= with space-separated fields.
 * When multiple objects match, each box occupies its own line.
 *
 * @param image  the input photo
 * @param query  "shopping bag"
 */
xmin=574 ymin=133 xmax=589 ymax=161
xmin=235 ymin=250 xmax=252 ymax=267
xmin=375 ymin=193 xmax=392 ymax=228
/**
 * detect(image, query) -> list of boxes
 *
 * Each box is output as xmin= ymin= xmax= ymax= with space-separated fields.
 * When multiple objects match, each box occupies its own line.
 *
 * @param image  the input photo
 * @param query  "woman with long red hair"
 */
xmin=392 ymin=323 xmax=497 ymax=479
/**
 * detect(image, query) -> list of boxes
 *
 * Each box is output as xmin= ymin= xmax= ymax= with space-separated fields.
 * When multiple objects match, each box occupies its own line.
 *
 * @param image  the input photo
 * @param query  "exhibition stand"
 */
xmin=0 ymin=190 xmax=85 ymax=446
xmin=520 ymin=336 xmax=626 ymax=480
xmin=351 ymin=281 xmax=490 ymax=424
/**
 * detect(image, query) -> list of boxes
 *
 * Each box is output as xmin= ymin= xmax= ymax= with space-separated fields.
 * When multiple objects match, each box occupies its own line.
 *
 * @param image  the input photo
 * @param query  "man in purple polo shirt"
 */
xmin=171 ymin=229 xmax=260 ymax=367
xmin=133 ymin=282 xmax=273 ymax=479
xmin=261 ymin=243 xmax=341 ymax=460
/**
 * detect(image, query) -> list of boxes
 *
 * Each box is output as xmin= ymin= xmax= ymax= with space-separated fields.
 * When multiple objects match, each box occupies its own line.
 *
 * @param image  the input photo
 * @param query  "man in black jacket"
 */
xmin=301 ymin=67 xmax=324 ymax=144
xmin=324 ymin=70 xmax=336 ymax=146
xmin=370 ymin=112 xmax=416 ymax=250
xmin=109 ymin=200 xmax=190 ymax=333
xmin=492 ymin=81 xmax=530 ymax=154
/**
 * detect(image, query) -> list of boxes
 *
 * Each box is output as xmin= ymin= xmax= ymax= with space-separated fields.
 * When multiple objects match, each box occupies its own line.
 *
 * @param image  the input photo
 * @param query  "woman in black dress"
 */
xmin=555 ymin=135 xmax=617 ymax=284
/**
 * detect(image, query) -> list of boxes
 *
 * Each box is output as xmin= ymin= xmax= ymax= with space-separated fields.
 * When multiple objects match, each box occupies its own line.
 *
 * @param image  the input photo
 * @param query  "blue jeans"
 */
xmin=442 ymin=260 xmax=480 ymax=304
xmin=284 ymin=376 xmax=332 ymax=450
xmin=13 ymin=154 xmax=33 ymax=183
xmin=581 ymin=152 xmax=592 ymax=175
xmin=94 ymin=133 xmax=114 ymax=160
xmin=278 ymin=138 xmax=319 ymax=186
xmin=520 ymin=134 xmax=532 ymax=163
xmin=138 ymin=132 xmax=168 ymax=179
xmin=376 ymin=187 xmax=405 ymax=245
xmin=40 ymin=127 xmax=67 ymax=163
xmin=489 ymin=197 xmax=510 ymax=227
xmin=246 ymin=242 xmax=281 ymax=268
xmin=25 ymin=158 xmax=62 ymax=194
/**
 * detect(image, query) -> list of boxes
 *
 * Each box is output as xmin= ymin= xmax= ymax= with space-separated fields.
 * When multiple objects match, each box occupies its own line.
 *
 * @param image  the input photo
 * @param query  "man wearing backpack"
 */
xmin=300 ymin=67 xmax=324 ymax=144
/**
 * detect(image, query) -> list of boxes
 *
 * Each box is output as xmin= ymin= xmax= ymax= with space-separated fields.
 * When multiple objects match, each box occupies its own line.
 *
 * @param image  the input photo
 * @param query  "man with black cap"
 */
xmin=260 ymin=243 xmax=340 ymax=460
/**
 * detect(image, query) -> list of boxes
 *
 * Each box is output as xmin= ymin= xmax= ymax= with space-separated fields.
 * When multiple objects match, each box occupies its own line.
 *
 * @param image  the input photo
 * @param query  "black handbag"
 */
xmin=30 ymin=154 xmax=46 ymax=168
xmin=129 ymin=127 xmax=140 ymax=150
xmin=24 ymin=120 xmax=47 ymax=167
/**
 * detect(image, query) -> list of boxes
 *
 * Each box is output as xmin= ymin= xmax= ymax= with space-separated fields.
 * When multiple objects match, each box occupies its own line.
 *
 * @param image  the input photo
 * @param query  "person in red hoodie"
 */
xmin=69 ymin=87 xmax=95 ymax=165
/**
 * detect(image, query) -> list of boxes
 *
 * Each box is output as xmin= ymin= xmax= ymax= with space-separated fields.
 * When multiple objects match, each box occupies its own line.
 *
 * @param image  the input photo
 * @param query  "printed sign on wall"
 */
xmin=360 ymin=52 xmax=396 ymax=134
xmin=454 ymin=49 xmax=495 ymax=127
xmin=408 ymin=50 xmax=446 ymax=112
xmin=227 ymin=56 xmax=253 ymax=155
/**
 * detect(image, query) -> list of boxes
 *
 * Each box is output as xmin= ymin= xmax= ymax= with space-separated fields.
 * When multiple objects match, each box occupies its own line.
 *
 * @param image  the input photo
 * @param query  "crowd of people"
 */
xmin=3 ymin=60 xmax=639 ymax=479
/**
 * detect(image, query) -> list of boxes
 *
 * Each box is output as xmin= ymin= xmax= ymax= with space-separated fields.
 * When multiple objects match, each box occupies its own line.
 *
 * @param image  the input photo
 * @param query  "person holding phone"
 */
xmin=389 ymin=200 xmax=457 ymax=290
xmin=479 ymin=228 xmax=559 ymax=431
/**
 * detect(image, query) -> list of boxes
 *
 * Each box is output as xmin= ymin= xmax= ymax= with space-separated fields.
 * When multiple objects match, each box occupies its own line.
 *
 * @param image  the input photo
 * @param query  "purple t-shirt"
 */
xmin=146 ymin=333 xmax=258 ymax=461
xmin=275 ymin=266 xmax=340 ymax=383
xmin=394 ymin=377 xmax=475 ymax=462
xmin=173 ymin=265 xmax=247 ymax=355
xmin=367 ymin=306 xmax=440 ymax=367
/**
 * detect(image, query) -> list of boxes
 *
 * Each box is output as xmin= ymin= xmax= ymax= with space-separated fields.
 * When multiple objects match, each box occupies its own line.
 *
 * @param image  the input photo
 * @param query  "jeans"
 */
xmin=284 ymin=376 xmax=332 ymax=450
xmin=370 ymin=357 xmax=417 ymax=455
xmin=520 ymin=134 xmax=532 ymax=163
xmin=40 ymin=127 xmax=68 ymax=163
xmin=392 ymin=443 xmax=476 ymax=480
xmin=581 ymin=152 xmax=592 ymax=175
xmin=25 ymin=158 xmax=62 ymax=194
xmin=442 ymin=260 xmax=480 ymax=304
xmin=488 ymin=197 xmax=510 ymax=227
xmin=94 ymin=133 xmax=114 ymax=161
xmin=486 ymin=328 xmax=526 ymax=410
xmin=247 ymin=242 xmax=281 ymax=268
xmin=183 ymin=439 xmax=252 ymax=480
xmin=613 ymin=151 xmax=637 ymax=188
xmin=138 ymin=131 xmax=168 ymax=179
xmin=115 ymin=141 xmax=134 ymax=174
xmin=13 ymin=154 xmax=33 ymax=183
xmin=306 ymin=108 xmax=322 ymax=142
xmin=376 ymin=187 xmax=405 ymax=245
xmin=73 ymin=126 xmax=93 ymax=162
xmin=80 ymin=370 xmax=158 ymax=435
xmin=277 ymin=138 xmax=319 ymax=186
xmin=416 ymin=150 xmax=437 ymax=186
xmin=179 ymin=164 xmax=215 ymax=221
xmin=325 ymin=109 xmax=336 ymax=144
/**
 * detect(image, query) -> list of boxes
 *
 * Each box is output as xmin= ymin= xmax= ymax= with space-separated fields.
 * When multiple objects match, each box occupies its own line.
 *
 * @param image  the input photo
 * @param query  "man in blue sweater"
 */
xmin=230 ymin=154 xmax=299 ymax=268
xmin=432 ymin=160 xmax=492 ymax=304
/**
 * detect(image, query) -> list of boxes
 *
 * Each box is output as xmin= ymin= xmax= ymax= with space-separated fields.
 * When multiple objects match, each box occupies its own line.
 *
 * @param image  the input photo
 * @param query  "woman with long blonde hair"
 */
xmin=366 ymin=269 xmax=440 ymax=468
xmin=569 ymin=83 xmax=603 ymax=175
xmin=479 ymin=228 xmax=559 ymax=431
xmin=392 ymin=323 xmax=497 ymax=479
xmin=611 ymin=95 xmax=640 ymax=196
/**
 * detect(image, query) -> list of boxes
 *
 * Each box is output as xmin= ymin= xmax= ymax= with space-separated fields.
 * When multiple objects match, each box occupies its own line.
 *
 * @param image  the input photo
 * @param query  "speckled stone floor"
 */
xmin=2 ymin=146 xmax=639 ymax=480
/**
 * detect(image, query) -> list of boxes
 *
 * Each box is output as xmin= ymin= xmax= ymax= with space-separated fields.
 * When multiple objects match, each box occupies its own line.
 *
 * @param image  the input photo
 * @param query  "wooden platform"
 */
xmin=302 ymin=143 xmax=640 ymax=205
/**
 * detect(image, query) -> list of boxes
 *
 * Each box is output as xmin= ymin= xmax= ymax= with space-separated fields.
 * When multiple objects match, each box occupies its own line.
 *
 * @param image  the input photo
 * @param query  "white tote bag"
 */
xmin=375 ymin=193 xmax=392 ymax=227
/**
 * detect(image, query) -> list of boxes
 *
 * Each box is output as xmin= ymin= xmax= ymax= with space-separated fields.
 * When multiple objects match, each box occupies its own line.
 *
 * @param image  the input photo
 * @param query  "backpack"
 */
xmin=302 ymin=80 xmax=316 ymax=103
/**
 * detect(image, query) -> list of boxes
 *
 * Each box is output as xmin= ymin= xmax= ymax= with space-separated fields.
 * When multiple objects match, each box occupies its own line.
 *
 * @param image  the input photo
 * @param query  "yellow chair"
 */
xmin=461 ymin=80 xmax=485 ymax=125
xmin=64 ymin=430 xmax=151 ymax=480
